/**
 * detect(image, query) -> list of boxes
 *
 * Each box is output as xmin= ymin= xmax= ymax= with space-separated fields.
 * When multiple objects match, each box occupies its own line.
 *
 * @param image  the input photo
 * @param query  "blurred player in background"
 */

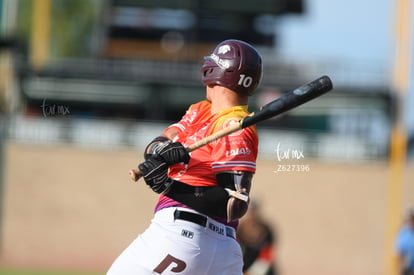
xmin=237 ymin=200 xmax=278 ymax=275
xmin=107 ymin=39 xmax=263 ymax=274
xmin=396 ymin=208 xmax=414 ymax=275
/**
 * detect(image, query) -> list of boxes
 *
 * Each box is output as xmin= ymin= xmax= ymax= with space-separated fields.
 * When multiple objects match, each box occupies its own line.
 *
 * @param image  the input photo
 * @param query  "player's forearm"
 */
xmin=162 ymin=127 xmax=180 ymax=140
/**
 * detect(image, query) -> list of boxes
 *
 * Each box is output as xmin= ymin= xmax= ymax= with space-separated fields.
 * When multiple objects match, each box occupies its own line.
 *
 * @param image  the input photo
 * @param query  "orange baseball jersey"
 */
xmin=155 ymin=100 xmax=258 ymax=212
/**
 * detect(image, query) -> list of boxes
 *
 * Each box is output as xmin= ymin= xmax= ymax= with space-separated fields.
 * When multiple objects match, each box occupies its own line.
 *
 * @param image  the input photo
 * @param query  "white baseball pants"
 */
xmin=107 ymin=207 xmax=243 ymax=275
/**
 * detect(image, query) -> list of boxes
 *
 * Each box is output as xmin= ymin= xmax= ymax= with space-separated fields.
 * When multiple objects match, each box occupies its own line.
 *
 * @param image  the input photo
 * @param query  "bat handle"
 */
xmin=187 ymin=122 xmax=242 ymax=151
xmin=129 ymin=168 xmax=143 ymax=182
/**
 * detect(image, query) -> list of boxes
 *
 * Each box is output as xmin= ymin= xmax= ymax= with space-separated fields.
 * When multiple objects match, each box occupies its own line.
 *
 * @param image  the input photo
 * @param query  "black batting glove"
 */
xmin=157 ymin=142 xmax=190 ymax=165
xmin=144 ymin=137 xmax=190 ymax=165
xmin=138 ymin=158 xmax=174 ymax=194
xmin=144 ymin=136 xmax=170 ymax=160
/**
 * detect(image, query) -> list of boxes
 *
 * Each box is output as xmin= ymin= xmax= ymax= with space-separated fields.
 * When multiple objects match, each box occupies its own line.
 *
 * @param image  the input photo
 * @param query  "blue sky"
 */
xmin=276 ymin=0 xmax=394 ymax=62
xmin=275 ymin=0 xmax=414 ymax=136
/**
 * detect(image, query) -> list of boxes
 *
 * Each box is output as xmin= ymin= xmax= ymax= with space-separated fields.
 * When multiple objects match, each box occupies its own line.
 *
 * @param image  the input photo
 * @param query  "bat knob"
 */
xmin=129 ymin=169 xmax=142 ymax=182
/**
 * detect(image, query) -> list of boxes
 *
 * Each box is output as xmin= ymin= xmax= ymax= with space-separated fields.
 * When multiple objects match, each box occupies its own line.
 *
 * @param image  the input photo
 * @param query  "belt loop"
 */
xmin=173 ymin=209 xmax=179 ymax=221
xmin=226 ymin=226 xmax=235 ymax=239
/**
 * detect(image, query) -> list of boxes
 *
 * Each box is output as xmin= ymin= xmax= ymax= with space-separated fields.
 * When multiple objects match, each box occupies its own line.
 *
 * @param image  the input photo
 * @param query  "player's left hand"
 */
xmin=138 ymin=158 xmax=173 ymax=194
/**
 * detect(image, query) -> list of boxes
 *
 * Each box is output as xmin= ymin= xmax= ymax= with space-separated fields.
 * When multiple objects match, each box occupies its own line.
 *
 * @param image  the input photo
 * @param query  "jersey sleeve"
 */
xmin=209 ymin=116 xmax=258 ymax=173
xmin=163 ymin=100 xmax=211 ymax=135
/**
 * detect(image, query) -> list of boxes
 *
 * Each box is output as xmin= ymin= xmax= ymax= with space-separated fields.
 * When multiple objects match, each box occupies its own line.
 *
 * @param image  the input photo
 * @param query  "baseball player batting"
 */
xmin=107 ymin=39 xmax=261 ymax=275
xmin=107 ymin=40 xmax=332 ymax=275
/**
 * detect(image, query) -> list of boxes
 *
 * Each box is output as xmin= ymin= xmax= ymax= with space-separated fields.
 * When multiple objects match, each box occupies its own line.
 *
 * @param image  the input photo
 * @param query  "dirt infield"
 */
xmin=1 ymin=142 xmax=413 ymax=274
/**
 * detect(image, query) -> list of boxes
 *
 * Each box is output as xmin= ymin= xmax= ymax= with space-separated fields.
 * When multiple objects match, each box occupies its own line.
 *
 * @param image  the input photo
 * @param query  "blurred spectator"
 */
xmin=237 ymin=200 xmax=278 ymax=275
xmin=396 ymin=207 xmax=414 ymax=275
xmin=408 ymin=134 xmax=414 ymax=159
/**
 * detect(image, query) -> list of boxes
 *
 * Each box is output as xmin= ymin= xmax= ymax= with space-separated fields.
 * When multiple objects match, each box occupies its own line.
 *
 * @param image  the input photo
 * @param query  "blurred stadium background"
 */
xmin=0 ymin=0 xmax=413 ymax=274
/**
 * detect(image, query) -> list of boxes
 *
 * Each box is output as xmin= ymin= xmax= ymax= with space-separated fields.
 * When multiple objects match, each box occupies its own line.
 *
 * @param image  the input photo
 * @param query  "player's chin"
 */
xmin=205 ymin=85 xmax=215 ymax=102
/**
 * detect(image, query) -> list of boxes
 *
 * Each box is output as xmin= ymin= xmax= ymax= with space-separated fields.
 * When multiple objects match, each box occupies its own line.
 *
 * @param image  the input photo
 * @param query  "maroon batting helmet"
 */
xmin=201 ymin=39 xmax=263 ymax=96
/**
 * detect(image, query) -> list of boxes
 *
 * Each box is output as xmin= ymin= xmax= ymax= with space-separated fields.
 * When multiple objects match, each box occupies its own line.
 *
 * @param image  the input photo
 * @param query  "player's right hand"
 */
xmin=157 ymin=142 xmax=190 ymax=165
xmin=144 ymin=136 xmax=169 ymax=160
xmin=144 ymin=136 xmax=190 ymax=165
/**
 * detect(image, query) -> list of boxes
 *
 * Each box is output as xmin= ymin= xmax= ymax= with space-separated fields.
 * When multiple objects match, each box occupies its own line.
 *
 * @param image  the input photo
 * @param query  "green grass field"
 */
xmin=0 ymin=268 xmax=102 ymax=275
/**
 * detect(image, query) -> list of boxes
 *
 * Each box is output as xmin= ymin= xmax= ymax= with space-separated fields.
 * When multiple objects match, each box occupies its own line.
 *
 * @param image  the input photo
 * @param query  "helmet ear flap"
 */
xmin=203 ymin=68 xmax=213 ymax=77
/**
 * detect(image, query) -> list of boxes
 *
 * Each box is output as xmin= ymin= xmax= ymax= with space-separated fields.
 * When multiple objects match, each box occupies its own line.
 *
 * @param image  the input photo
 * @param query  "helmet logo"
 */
xmin=211 ymin=53 xmax=230 ymax=69
xmin=217 ymin=45 xmax=231 ymax=55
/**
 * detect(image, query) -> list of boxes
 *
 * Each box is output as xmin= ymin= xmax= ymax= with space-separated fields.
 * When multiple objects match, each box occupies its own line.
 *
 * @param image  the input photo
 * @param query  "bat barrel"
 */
xmin=241 ymin=75 xmax=333 ymax=128
xmin=292 ymin=75 xmax=333 ymax=98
